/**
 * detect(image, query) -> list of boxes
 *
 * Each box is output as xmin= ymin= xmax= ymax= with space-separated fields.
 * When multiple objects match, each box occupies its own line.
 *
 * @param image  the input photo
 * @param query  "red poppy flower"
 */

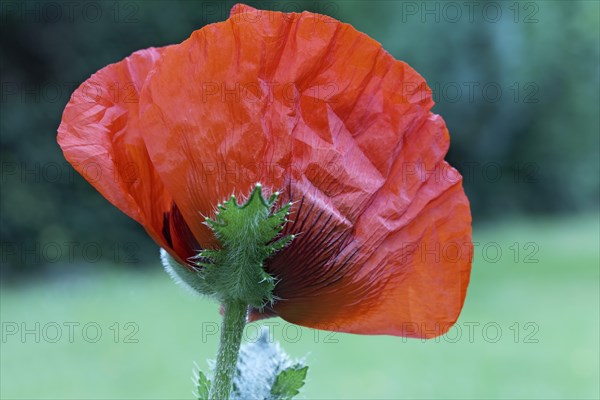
xmin=58 ymin=4 xmax=472 ymax=338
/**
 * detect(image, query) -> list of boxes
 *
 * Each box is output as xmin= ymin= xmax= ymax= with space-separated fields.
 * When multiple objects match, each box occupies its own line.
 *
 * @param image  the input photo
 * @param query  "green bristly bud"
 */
xmin=162 ymin=184 xmax=306 ymax=399
xmin=163 ymin=183 xmax=294 ymax=309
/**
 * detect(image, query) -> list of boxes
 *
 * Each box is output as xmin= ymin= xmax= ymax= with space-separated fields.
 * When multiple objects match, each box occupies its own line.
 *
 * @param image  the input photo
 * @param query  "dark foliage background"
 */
xmin=1 ymin=0 xmax=599 ymax=277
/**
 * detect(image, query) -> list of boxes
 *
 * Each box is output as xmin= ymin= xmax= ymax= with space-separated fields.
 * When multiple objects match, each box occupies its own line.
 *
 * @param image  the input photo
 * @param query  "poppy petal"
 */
xmin=266 ymin=115 xmax=471 ymax=337
xmin=137 ymin=8 xmax=471 ymax=336
xmin=138 ymin=8 xmax=430 ymax=245
xmin=57 ymin=47 xmax=198 ymax=265
xmin=229 ymin=3 xmax=257 ymax=16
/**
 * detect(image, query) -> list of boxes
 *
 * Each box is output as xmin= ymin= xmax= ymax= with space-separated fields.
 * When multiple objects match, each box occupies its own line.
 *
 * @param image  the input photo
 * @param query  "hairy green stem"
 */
xmin=210 ymin=300 xmax=247 ymax=399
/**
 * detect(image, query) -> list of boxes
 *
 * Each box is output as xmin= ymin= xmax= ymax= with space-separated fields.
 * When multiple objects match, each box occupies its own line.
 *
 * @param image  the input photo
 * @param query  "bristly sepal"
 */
xmin=190 ymin=183 xmax=294 ymax=308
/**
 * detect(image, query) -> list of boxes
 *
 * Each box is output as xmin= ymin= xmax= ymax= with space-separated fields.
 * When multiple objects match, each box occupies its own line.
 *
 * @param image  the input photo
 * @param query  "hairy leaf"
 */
xmin=270 ymin=364 xmax=309 ymax=399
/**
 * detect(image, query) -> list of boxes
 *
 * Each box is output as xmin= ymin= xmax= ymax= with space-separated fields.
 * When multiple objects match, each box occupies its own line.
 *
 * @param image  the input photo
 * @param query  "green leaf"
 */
xmin=195 ymin=369 xmax=211 ymax=400
xmin=228 ymin=326 xmax=309 ymax=400
xmin=270 ymin=364 xmax=309 ymax=400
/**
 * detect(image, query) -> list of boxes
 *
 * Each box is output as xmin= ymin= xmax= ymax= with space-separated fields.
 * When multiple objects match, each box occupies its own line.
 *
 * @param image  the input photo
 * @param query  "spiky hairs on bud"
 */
xmin=163 ymin=184 xmax=294 ymax=309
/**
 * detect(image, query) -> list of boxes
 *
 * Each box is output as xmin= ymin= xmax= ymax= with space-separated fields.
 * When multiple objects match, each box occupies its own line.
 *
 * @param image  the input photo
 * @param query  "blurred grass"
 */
xmin=1 ymin=215 xmax=599 ymax=400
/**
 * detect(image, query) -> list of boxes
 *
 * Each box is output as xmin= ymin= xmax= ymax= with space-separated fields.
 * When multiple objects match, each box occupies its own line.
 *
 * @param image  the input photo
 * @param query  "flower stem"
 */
xmin=210 ymin=299 xmax=247 ymax=399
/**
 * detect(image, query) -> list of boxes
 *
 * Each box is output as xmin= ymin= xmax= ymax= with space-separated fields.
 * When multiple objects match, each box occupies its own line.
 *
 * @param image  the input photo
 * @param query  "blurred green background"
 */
xmin=1 ymin=1 xmax=599 ymax=399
